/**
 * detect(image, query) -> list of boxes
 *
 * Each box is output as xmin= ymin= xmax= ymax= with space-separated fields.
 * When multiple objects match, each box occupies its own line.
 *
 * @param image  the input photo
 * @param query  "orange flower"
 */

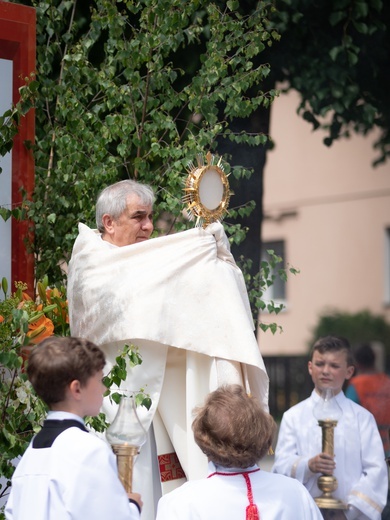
xmin=58 ymin=300 xmax=69 ymax=323
xmin=27 ymin=315 xmax=54 ymax=344
xmin=49 ymin=287 xmax=61 ymax=300
xmin=0 ymin=315 xmax=4 ymax=323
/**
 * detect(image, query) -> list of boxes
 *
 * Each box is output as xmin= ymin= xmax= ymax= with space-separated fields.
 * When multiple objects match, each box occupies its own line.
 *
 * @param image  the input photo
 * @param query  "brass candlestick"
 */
xmin=315 ymin=419 xmax=347 ymax=510
xmin=111 ymin=444 xmax=139 ymax=494
xmin=313 ymin=388 xmax=347 ymax=511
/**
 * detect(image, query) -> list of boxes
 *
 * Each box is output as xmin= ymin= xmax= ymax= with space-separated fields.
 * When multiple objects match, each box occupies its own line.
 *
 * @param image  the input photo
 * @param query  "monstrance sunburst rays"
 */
xmin=183 ymin=151 xmax=231 ymax=228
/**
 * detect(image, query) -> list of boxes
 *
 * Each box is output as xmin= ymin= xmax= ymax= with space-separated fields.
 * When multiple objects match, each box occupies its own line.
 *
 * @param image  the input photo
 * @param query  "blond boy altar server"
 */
xmin=67 ymin=179 xmax=269 ymax=520
xmin=272 ymin=336 xmax=388 ymax=520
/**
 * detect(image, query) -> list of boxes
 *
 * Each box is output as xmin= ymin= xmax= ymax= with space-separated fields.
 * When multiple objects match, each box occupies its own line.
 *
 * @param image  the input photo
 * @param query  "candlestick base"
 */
xmin=315 ymin=475 xmax=348 ymax=510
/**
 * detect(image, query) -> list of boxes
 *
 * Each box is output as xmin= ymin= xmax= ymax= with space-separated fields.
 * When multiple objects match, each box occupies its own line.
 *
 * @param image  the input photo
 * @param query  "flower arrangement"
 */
xmin=0 ymin=276 xmax=69 ymax=349
xmin=0 ymin=276 xmax=70 ymax=511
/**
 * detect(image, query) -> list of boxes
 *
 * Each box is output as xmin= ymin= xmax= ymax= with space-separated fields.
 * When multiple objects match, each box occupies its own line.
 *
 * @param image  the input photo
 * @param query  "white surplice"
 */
xmin=272 ymin=390 xmax=388 ymax=519
xmin=5 ymin=421 xmax=139 ymax=520
xmin=67 ymin=222 xmax=269 ymax=520
xmin=155 ymin=461 xmax=323 ymax=520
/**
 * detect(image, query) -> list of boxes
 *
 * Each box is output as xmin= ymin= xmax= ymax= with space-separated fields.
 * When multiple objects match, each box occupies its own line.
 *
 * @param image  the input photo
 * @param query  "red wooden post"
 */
xmin=0 ymin=1 xmax=36 ymax=294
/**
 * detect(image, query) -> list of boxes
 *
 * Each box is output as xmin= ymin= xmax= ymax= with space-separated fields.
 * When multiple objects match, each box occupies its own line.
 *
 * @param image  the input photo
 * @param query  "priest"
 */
xmin=67 ymin=179 xmax=269 ymax=520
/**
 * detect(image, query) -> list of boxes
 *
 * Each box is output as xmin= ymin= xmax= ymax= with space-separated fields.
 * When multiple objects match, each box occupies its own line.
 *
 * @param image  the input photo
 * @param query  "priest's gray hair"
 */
xmin=96 ymin=179 xmax=155 ymax=233
xmin=192 ymin=384 xmax=276 ymax=468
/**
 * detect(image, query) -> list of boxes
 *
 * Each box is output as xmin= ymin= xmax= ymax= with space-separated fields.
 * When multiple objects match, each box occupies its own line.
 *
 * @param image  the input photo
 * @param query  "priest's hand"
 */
xmin=308 ymin=452 xmax=336 ymax=474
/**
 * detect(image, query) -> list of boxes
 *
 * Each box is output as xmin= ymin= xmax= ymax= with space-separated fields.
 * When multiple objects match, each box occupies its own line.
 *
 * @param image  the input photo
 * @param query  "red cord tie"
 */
xmin=243 ymin=472 xmax=260 ymax=520
xmin=208 ymin=468 xmax=260 ymax=520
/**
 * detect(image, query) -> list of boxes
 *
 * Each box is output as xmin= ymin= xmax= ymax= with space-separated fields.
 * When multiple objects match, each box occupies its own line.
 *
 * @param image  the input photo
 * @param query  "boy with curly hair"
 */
xmin=156 ymin=384 xmax=322 ymax=519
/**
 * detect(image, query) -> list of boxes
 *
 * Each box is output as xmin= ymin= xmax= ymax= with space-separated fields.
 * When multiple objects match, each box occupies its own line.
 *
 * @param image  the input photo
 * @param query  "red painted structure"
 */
xmin=0 ymin=1 xmax=35 ymax=292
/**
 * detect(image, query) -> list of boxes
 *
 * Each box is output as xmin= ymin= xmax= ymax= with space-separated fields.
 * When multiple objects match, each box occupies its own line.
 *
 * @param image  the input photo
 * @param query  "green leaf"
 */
xmin=141 ymin=396 xmax=152 ymax=410
xmin=227 ymin=0 xmax=239 ymax=11
xmin=329 ymin=11 xmax=346 ymax=27
xmin=347 ymin=50 xmax=359 ymax=66
xmin=1 ymin=277 xmax=8 ymax=296
xmin=111 ymin=392 xmax=122 ymax=405
xmin=352 ymin=21 xmax=368 ymax=34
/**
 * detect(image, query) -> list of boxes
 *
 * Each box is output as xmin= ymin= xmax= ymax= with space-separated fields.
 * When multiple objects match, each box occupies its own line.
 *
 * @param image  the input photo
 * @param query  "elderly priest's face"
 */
xmin=103 ymin=193 xmax=154 ymax=247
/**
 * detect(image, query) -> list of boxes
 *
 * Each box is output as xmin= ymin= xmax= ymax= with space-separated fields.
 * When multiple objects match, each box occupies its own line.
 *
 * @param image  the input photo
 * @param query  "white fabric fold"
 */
xmin=67 ymin=222 xmax=268 ymax=398
xmin=67 ymin=222 xmax=269 ymax=520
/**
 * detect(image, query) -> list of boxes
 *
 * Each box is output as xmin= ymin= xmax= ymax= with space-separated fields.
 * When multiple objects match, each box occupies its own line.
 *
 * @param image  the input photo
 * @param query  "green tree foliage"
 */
xmin=239 ymin=247 xmax=299 ymax=332
xmin=4 ymin=0 xmax=389 ymax=319
xmin=268 ymin=0 xmax=390 ymax=166
xmin=1 ymin=0 xmax=280 ymax=282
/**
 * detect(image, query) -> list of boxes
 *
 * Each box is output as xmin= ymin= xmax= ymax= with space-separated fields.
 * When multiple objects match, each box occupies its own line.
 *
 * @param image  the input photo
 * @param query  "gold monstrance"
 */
xmin=183 ymin=151 xmax=231 ymax=228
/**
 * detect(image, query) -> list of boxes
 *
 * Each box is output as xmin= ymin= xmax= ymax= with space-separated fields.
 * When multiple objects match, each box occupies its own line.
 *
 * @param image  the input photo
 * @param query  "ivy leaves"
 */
xmin=87 ymin=343 xmax=152 ymax=433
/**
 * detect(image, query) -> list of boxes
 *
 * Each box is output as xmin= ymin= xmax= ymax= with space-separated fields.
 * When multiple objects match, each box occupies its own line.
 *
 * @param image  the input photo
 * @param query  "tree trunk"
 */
xmin=217 ymin=107 xmax=270 ymax=278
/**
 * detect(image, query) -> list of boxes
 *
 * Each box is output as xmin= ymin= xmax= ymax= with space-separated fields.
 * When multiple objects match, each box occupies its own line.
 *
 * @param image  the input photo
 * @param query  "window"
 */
xmin=0 ymin=59 xmax=12 ymax=285
xmin=261 ymin=240 xmax=286 ymax=306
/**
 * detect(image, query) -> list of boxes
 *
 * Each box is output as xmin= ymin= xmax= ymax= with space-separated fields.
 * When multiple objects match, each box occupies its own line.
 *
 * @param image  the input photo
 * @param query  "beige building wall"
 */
xmin=259 ymin=88 xmax=390 ymax=356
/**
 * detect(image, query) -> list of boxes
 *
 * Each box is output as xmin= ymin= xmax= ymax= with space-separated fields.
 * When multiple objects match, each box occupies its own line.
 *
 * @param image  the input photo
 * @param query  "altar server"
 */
xmin=273 ymin=336 xmax=388 ymax=520
xmin=156 ymin=384 xmax=322 ymax=519
xmin=5 ymin=336 xmax=142 ymax=520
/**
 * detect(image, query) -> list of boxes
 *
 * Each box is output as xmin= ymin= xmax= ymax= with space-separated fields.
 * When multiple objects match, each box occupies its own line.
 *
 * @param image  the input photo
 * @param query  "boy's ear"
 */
xmin=68 ymin=379 xmax=82 ymax=400
xmin=308 ymin=360 xmax=313 ymax=375
xmin=346 ymin=365 xmax=355 ymax=381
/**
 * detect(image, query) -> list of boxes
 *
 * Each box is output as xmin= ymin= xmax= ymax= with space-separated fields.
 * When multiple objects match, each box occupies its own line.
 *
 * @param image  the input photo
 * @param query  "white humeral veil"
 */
xmin=67 ymin=222 xmax=269 ymax=520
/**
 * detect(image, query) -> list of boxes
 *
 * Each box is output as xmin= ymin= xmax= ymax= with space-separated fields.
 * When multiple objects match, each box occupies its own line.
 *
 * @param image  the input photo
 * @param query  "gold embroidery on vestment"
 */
xmin=350 ymin=490 xmax=382 ymax=512
xmin=291 ymin=457 xmax=302 ymax=479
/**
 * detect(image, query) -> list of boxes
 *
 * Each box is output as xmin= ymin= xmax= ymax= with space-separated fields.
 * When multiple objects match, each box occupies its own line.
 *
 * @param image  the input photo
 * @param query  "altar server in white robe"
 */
xmin=67 ymin=179 xmax=269 ymax=520
xmin=5 ymin=337 xmax=142 ymax=520
xmin=272 ymin=336 xmax=388 ymax=520
xmin=156 ymin=384 xmax=323 ymax=520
